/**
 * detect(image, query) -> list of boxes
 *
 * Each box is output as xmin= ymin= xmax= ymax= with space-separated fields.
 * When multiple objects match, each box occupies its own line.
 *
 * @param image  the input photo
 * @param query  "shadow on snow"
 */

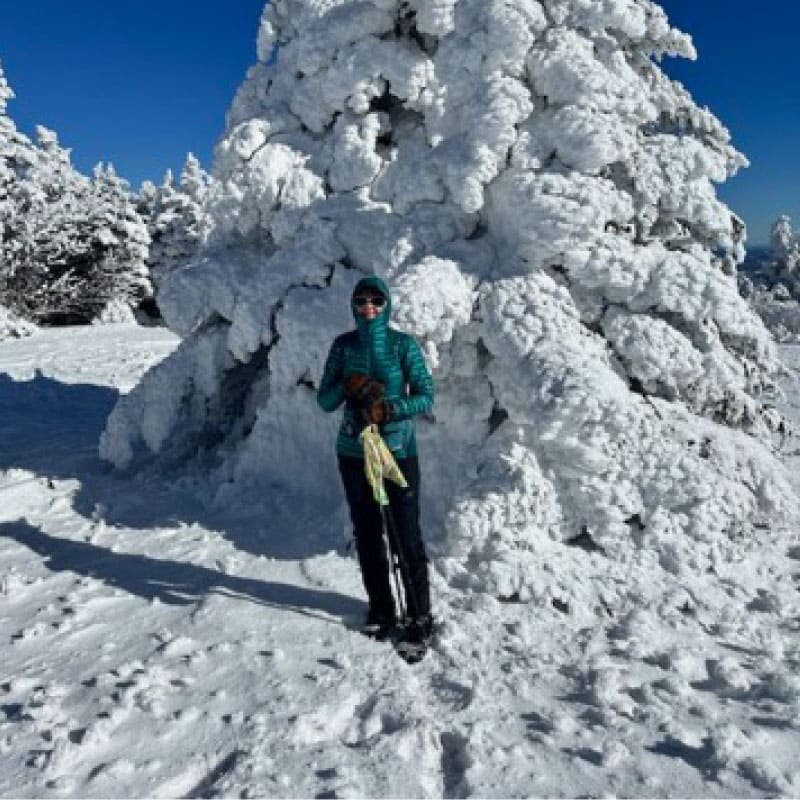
xmin=0 ymin=372 xmax=346 ymax=563
xmin=0 ymin=372 xmax=118 ymax=475
xmin=0 ymin=519 xmax=362 ymax=622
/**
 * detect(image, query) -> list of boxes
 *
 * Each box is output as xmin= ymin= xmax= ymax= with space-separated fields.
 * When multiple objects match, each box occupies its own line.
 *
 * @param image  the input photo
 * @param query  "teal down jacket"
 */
xmin=317 ymin=275 xmax=434 ymax=459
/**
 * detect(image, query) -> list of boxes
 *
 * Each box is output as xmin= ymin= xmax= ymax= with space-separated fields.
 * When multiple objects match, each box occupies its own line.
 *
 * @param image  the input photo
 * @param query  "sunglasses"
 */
xmin=353 ymin=295 xmax=386 ymax=308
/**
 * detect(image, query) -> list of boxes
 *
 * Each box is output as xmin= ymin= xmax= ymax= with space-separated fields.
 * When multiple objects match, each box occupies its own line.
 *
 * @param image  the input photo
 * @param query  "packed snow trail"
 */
xmin=2 ymin=324 xmax=800 ymax=798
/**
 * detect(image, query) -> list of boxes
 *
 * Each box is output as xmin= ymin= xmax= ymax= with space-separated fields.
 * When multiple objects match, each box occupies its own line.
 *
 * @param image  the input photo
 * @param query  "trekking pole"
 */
xmin=380 ymin=505 xmax=407 ymax=622
xmin=359 ymin=422 xmax=419 ymax=624
xmin=380 ymin=501 xmax=420 ymax=625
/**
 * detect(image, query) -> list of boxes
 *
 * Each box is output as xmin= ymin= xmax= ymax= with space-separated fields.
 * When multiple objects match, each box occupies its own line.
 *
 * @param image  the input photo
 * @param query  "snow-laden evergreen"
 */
xmin=771 ymin=215 xmax=800 ymax=274
xmin=142 ymin=155 xmax=214 ymax=294
xmin=740 ymin=215 xmax=800 ymax=341
xmin=102 ymin=0 xmax=795 ymax=603
xmin=0 ymin=61 xmax=150 ymax=324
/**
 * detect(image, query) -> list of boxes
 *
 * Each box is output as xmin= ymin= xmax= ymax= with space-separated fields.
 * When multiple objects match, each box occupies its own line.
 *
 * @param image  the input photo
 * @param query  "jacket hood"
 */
xmin=351 ymin=275 xmax=392 ymax=331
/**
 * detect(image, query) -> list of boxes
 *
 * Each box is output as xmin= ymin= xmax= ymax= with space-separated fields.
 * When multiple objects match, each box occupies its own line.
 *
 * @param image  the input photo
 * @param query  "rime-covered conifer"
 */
xmin=741 ymin=216 xmax=800 ymax=341
xmin=145 ymin=156 xmax=213 ymax=291
xmin=770 ymin=215 xmax=800 ymax=277
xmin=102 ymin=1 xmax=795 ymax=601
xmin=0 ymin=62 xmax=151 ymax=323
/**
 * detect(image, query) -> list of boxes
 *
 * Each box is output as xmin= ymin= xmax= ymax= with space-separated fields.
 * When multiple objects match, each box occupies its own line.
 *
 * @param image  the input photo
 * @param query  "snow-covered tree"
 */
xmin=0 ymin=64 xmax=11 ymax=112
xmin=0 ymin=61 xmax=150 ymax=323
xmin=1 ymin=61 xmax=39 ymax=303
xmin=770 ymin=215 xmax=800 ymax=276
xmin=145 ymin=155 xmax=213 ymax=292
xmin=102 ymin=1 xmax=795 ymax=603
xmin=136 ymin=178 xmax=160 ymax=227
xmin=0 ymin=110 xmax=79 ymax=319
xmin=180 ymin=152 xmax=212 ymax=199
xmin=740 ymin=215 xmax=800 ymax=341
xmin=82 ymin=163 xmax=151 ymax=315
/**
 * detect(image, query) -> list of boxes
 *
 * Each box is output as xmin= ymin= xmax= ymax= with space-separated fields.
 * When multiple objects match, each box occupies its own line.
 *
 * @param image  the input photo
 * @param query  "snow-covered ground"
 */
xmin=2 ymin=323 xmax=800 ymax=798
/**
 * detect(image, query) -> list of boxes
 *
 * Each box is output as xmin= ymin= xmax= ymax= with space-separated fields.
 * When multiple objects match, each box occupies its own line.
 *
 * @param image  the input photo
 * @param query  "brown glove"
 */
xmin=344 ymin=375 xmax=386 ymax=415
xmin=362 ymin=378 xmax=386 ymax=403
xmin=366 ymin=398 xmax=393 ymax=425
xmin=344 ymin=373 xmax=370 ymax=400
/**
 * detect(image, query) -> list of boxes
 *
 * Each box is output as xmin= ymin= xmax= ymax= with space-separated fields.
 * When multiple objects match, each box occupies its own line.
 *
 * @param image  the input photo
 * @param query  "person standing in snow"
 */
xmin=317 ymin=276 xmax=435 ymax=646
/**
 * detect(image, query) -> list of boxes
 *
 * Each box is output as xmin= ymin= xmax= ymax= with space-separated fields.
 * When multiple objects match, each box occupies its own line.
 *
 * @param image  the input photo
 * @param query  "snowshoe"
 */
xmin=394 ymin=637 xmax=428 ymax=664
xmin=394 ymin=615 xmax=433 ymax=664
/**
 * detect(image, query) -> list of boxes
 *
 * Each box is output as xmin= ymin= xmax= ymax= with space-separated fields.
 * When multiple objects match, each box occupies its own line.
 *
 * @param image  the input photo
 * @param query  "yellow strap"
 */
xmin=359 ymin=424 xmax=408 ymax=506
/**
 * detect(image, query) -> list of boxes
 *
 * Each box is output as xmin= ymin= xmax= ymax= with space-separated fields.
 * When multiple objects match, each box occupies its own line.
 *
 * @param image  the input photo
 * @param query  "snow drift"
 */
xmin=101 ymin=0 xmax=795 ymax=601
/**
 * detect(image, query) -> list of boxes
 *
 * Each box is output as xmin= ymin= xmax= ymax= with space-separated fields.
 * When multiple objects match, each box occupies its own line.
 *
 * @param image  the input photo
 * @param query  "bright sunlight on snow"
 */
xmin=2 ymin=324 xmax=800 ymax=797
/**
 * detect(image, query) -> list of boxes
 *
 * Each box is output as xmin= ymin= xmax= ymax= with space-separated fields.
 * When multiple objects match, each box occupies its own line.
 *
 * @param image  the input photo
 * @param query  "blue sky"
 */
xmin=0 ymin=0 xmax=264 ymax=185
xmin=1 ymin=1 xmax=798 ymax=245
xmin=659 ymin=0 xmax=800 ymax=247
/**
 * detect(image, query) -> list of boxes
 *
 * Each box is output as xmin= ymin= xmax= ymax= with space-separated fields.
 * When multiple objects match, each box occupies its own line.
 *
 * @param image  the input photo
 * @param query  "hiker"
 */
xmin=317 ymin=275 xmax=435 ymax=645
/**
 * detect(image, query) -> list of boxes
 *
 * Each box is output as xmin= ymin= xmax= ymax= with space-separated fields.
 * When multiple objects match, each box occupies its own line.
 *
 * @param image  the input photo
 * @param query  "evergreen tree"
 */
xmin=770 ymin=215 xmax=800 ymax=276
xmin=0 ymin=62 xmax=150 ymax=323
xmin=83 ymin=163 xmax=151 ymax=316
xmin=136 ymin=179 xmax=160 ymax=229
xmin=741 ymin=216 xmax=800 ymax=341
xmin=0 ymin=61 xmax=41 ymax=305
xmin=146 ymin=155 xmax=213 ymax=292
xmin=103 ymin=1 xmax=794 ymax=599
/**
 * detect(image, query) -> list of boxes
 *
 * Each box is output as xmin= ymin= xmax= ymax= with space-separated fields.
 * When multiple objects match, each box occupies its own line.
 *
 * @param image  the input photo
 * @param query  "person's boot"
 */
xmin=404 ymin=613 xmax=434 ymax=645
xmin=395 ymin=614 xmax=433 ymax=663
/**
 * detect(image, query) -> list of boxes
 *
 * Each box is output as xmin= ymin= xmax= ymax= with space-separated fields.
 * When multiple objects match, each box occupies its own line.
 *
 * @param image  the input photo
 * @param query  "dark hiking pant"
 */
xmin=338 ymin=455 xmax=431 ymax=622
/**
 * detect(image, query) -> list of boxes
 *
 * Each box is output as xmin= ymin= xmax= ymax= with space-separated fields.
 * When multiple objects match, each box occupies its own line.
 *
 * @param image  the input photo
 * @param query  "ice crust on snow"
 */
xmin=102 ymin=0 xmax=795 ymax=602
